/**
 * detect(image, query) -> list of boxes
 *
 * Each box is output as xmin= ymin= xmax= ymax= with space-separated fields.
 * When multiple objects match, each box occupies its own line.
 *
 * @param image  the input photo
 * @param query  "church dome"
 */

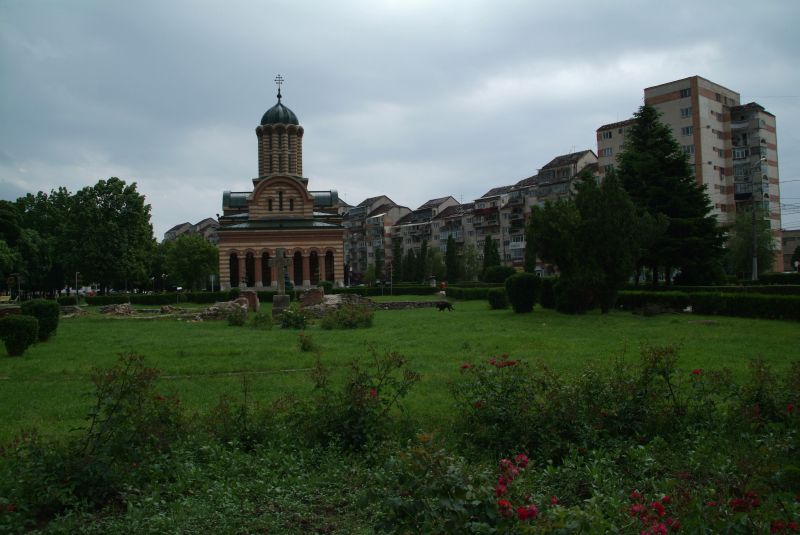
xmin=260 ymin=92 xmax=299 ymax=126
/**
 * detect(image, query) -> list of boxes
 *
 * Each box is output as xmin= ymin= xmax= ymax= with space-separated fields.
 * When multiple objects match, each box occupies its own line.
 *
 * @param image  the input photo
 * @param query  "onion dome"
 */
xmin=260 ymin=89 xmax=299 ymax=125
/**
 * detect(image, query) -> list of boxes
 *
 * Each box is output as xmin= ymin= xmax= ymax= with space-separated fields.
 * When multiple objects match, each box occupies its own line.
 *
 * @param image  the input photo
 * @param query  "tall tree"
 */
xmin=65 ymin=178 xmax=155 ymax=292
xmin=164 ymin=234 xmax=219 ymax=291
xmin=417 ymin=240 xmax=428 ymax=281
xmin=616 ymin=105 xmax=724 ymax=285
xmin=462 ymin=243 xmax=480 ymax=282
xmin=403 ymin=249 xmax=417 ymax=283
xmin=391 ymin=239 xmax=403 ymax=283
xmin=482 ymin=235 xmax=501 ymax=274
xmin=428 ymin=249 xmax=445 ymax=280
xmin=445 ymin=234 xmax=460 ymax=281
xmin=725 ymin=205 xmax=776 ymax=279
xmin=374 ymin=246 xmax=384 ymax=282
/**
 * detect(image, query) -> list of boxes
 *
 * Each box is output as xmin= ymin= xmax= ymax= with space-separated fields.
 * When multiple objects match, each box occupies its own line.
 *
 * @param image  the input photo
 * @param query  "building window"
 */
xmin=682 ymin=145 xmax=695 ymax=156
xmin=681 ymin=126 xmax=693 ymax=136
xmin=715 ymin=92 xmax=721 ymax=102
xmin=601 ymin=147 xmax=613 ymax=157
xmin=268 ymin=198 xmax=273 ymax=211
xmin=278 ymin=191 xmax=284 ymax=211
xmin=289 ymin=198 xmax=294 ymax=211
xmin=680 ymin=107 xmax=692 ymax=118
xmin=602 ymin=131 xmax=612 ymax=140
xmin=680 ymin=88 xmax=691 ymax=98
xmin=604 ymin=164 xmax=614 ymax=173
xmin=733 ymin=148 xmax=749 ymax=160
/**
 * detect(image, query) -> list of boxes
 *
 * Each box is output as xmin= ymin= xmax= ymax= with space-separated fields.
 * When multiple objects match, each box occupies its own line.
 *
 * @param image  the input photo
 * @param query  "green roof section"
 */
xmin=219 ymin=219 xmax=341 ymax=231
xmin=311 ymin=190 xmax=339 ymax=207
xmin=222 ymin=191 xmax=249 ymax=209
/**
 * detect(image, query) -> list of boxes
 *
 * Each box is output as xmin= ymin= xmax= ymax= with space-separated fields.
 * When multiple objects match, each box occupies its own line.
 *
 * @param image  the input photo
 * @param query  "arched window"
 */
xmin=279 ymin=191 xmax=284 ymax=211
xmin=261 ymin=252 xmax=271 ymax=286
xmin=293 ymin=251 xmax=303 ymax=285
xmin=229 ymin=253 xmax=239 ymax=288
xmin=325 ymin=251 xmax=335 ymax=282
xmin=289 ymin=198 xmax=294 ymax=211
xmin=268 ymin=198 xmax=273 ymax=211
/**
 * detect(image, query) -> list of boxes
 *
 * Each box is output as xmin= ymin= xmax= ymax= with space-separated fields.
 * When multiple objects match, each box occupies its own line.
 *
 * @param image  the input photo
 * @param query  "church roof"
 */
xmin=220 ymin=219 xmax=341 ymax=231
xmin=260 ymin=93 xmax=299 ymax=125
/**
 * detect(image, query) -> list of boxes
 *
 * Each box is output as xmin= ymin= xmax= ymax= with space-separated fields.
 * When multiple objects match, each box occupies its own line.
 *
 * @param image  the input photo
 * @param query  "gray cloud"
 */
xmin=2 ymin=0 xmax=799 ymax=237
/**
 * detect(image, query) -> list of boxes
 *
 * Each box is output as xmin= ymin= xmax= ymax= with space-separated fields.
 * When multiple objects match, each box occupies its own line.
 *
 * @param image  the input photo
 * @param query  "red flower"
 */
xmin=771 ymin=520 xmax=786 ymax=533
xmin=460 ymin=363 xmax=472 ymax=369
xmin=488 ymin=358 xmax=497 ymax=366
xmin=691 ymin=368 xmax=702 ymax=376
xmin=788 ymin=403 xmax=795 ymax=414
xmin=651 ymin=524 xmax=668 ymax=535
xmin=630 ymin=490 xmax=643 ymax=501
xmin=514 ymin=453 xmax=529 ymax=468
xmin=495 ymin=483 xmax=507 ymax=497
xmin=789 ymin=521 xmax=798 ymax=531
xmin=473 ymin=401 xmax=483 ymax=409
xmin=729 ymin=497 xmax=750 ymax=512
xmin=651 ymin=501 xmax=666 ymax=517
xmin=661 ymin=495 xmax=672 ymax=505
xmin=516 ymin=504 xmax=538 ymax=521
xmin=369 ymin=387 xmax=377 ymax=399
xmin=666 ymin=517 xmax=681 ymax=532
xmin=706 ymin=501 xmax=717 ymax=507
xmin=497 ymin=499 xmax=513 ymax=517
xmin=6 ymin=504 xmax=15 ymax=512
xmin=630 ymin=503 xmax=646 ymax=517
xmin=550 ymin=496 xmax=559 ymax=505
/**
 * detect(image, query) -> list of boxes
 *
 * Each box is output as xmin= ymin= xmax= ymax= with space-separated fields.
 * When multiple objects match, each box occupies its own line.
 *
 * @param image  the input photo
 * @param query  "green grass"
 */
xmin=1 ymin=301 xmax=797 ymax=442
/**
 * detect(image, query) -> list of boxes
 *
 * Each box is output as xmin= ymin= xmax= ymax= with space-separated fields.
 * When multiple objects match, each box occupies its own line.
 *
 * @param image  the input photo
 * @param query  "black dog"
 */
xmin=436 ymin=301 xmax=454 ymax=312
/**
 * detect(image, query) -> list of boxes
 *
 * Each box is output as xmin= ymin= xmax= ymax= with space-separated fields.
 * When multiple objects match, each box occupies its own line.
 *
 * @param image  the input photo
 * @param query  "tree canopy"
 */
xmin=615 ymin=105 xmax=724 ymax=285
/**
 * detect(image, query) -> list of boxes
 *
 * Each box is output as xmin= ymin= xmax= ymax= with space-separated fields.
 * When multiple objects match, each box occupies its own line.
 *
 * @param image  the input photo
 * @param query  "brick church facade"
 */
xmin=217 ymin=87 xmax=345 ymax=290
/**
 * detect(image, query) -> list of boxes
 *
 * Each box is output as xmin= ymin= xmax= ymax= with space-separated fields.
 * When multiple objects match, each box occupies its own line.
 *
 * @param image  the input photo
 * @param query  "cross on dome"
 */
xmin=275 ymin=74 xmax=284 ymax=100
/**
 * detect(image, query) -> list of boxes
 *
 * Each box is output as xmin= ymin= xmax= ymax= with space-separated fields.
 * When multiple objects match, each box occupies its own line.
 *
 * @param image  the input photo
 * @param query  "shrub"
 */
xmin=85 ymin=294 xmax=129 ymax=306
xmin=320 ymin=304 xmax=374 ymax=329
xmin=280 ymin=304 xmax=308 ymax=329
xmin=540 ymin=277 xmax=557 ymax=309
xmin=505 ymin=273 xmax=541 ymax=313
xmin=250 ymin=310 xmax=273 ymax=330
xmin=691 ymin=292 xmax=800 ymax=321
xmin=446 ymin=286 xmax=497 ymax=300
xmin=487 ymin=287 xmax=509 ymax=309
xmin=0 ymin=315 xmax=39 ymax=356
xmin=228 ymin=287 xmax=241 ymax=300
xmin=226 ymin=306 xmax=247 ymax=326
xmin=759 ymin=272 xmax=800 ymax=285
xmin=554 ymin=276 xmax=595 ymax=314
xmin=616 ymin=291 xmax=692 ymax=312
xmin=293 ymin=350 xmax=420 ymax=450
xmin=57 ymin=295 xmax=81 ymax=306
xmin=482 ymin=265 xmax=516 ymax=283
xmin=319 ymin=280 xmax=333 ymax=293
xmin=297 ymin=332 xmax=315 ymax=352
xmin=20 ymin=299 xmax=60 ymax=341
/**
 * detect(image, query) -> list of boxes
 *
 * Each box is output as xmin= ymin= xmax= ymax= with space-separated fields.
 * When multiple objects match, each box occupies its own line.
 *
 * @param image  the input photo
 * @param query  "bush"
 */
xmin=505 ymin=273 xmax=541 ymax=313
xmin=280 ymin=304 xmax=308 ymax=329
xmin=319 ymin=280 xmax=333 ymax=293
xmin=320 ymin=304 xmax=374 ymax=329
xmin=482 ymin=265 xmax=516 ymax=284
xmin=758 ymin=272 xmax=800 ymax=285
xmin=228 ymin=287 xmax=241 ymax=300
xmin=85 ymin=294 xmax=129 ymax=306
xmin=539 ymin=277 xmax=557 ymax=309
xmin=293 ymin=350 xmax=420 ymax=450
xmin=691 ymin=292 xmax=800 ymax=321
xmin=20 ymin=299 xmax=60 ymax=341
xmin=250 ymin=310 xmax=273 ymax=330
xmin=554 ymin=276 xmax=595 ymax=314
xmin=617 ymin=291 xmax=692 ymax=312
xmin=227 ymin=306 xmax=247 ymax=326
xmin=446 ymin=286 xmax=497 ymax=300
xmin=487 ymin=287 xmax=509 ymax=309
xmin=57 ymin=295 xmax=81 ymax=306
xmin=0 ymin=315 xmax=39 ymax=356
xmin=297 ymin=332 xmax=315 ymax=352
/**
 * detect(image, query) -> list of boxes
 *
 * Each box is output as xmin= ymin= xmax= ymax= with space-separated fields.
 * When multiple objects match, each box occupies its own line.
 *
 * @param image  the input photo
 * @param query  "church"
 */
xmin=217 ymin=79 xmax=345 ymax=290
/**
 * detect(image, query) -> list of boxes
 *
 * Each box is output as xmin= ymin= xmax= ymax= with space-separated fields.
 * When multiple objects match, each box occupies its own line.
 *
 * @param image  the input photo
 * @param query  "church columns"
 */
xmin=254 ymin=254 xmax=263 ymax=287
xmin=302 ymin=253 xmax=311 ymax=287
xmin=296 ymin=128 xmax=304 ymax=176
xmin=270 ymin=130 xmax=280 ymax=173
xmin=280 ymin=128 xmax=289 ymax=174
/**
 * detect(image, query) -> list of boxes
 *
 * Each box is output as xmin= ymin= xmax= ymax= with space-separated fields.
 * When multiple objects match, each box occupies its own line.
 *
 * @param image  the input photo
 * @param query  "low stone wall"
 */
xmin=372 ymin=301 xmax=448 ymax=310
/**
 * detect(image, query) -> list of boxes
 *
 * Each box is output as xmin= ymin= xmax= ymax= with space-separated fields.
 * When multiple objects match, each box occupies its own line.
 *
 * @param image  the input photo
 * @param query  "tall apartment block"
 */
xmin=597 ymin=76 xmax=782 ymax=269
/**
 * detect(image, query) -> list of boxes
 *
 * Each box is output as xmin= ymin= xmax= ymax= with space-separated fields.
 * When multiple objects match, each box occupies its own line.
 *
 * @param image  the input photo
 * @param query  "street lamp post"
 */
xmin=751 ymin=156 xmax=767 ymax=282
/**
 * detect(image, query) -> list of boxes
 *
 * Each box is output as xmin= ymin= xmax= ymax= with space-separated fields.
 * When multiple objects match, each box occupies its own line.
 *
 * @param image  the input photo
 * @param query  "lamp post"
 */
xmin=750 ymin=156 xmax=767 ymax=281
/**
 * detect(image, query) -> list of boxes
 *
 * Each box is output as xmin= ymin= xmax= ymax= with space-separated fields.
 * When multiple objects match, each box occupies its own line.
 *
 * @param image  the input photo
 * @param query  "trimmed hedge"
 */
xmin=617 ymin=290 xmax=800 ymax=321
xmin=57 ymin=295 xmax=82 ymax=306
xmin=20 ymin=299 xmax=60 ymax=341
xmin=332 ymin=285 xmax=438 ymax=296
xmin=757 ymin=272 xmax=800 ymax=285
xmin=446 ymin=287 xmax=493 ymax=300
xmin=624 ymin=284 xmax=800 ymax=296
xmin=487 ymin=288 xmax=509 ymax=309
xmin=505 ymin=273 xmax=540 ymax=313
xmin=0 ymin=315 xmax=39 ymax=356
xmin=540 ymin=277 xmax=557 ymax=309
xmin=691 ymin=292 xmax=800 ymax=321
xmin=482 ymin=265 xmax=517 ymax=284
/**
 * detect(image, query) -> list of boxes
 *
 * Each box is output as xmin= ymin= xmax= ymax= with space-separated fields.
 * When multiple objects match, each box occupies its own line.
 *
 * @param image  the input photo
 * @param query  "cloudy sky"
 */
xmin=2 ymin=0 xmax=799 ymax=239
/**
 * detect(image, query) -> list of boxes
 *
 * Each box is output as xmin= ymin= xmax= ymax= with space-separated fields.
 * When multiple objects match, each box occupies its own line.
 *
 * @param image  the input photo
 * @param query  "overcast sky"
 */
xmin=2 ymin=0 xmax=799 ymax=239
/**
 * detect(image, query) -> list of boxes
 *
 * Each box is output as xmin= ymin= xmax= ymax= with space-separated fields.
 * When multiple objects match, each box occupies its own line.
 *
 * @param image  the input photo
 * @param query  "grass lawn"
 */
xmin=1 ymin=300 xmax=797 ymax=442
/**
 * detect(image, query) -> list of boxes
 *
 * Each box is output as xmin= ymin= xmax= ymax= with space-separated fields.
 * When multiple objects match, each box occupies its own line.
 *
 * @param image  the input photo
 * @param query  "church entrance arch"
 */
xmin=229 ymin=253 xmax=240 ymax=288
xmin=261 ymin=252 xmax=271 ymax=287
xmin=293 ymin=251 xmax=303 ymax=286
xmin=245 ymin=252 xmax=255 ymax=287
xmin=325 ymin=251 xmax=335 ymax=282
xmin=309 ymin=251 xmax=320 ymax=285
